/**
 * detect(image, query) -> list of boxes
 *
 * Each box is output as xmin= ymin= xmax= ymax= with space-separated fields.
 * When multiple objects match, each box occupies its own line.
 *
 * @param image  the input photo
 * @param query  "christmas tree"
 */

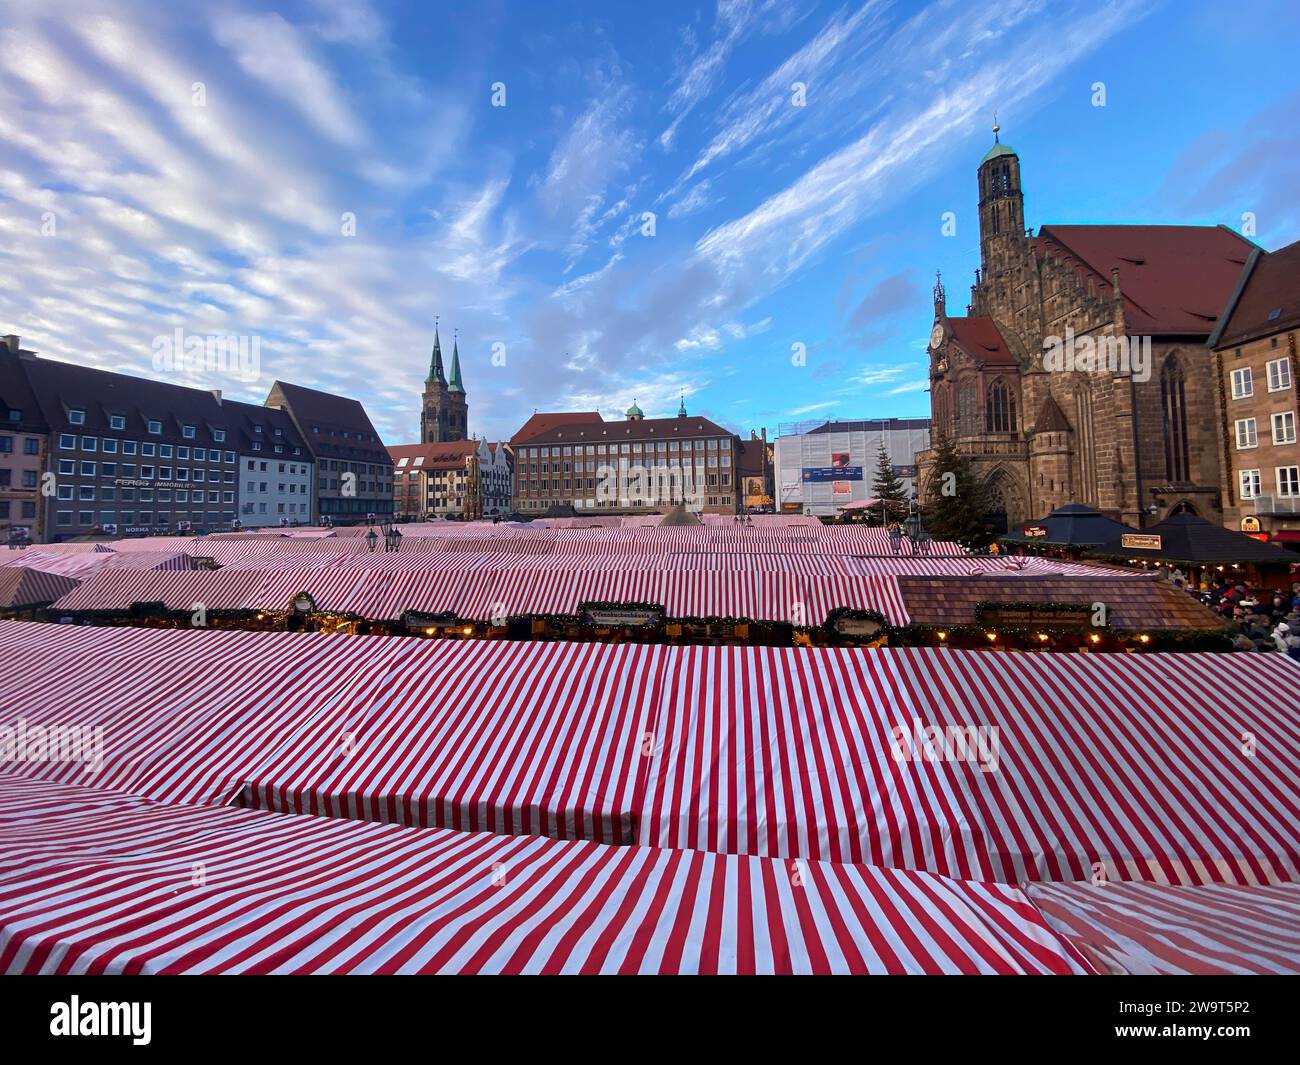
xmin=870 ymin=444 xmax=907 ymax=524
xmin=923 ymin=433 xmax=994 ymax=547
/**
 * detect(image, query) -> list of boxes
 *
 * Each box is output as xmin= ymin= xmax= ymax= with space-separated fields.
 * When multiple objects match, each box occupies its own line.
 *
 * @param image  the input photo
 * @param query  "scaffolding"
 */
xmin=776 ymin=418 xmax=931 ymax=517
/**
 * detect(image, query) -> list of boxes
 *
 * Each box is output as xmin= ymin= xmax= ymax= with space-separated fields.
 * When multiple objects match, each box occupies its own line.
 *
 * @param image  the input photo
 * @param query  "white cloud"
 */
xmin=212 ymin=11 xmax=365 ymax=149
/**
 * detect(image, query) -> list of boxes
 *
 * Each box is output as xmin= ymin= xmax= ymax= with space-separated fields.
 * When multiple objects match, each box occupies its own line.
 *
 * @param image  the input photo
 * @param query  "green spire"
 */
xmin=448 ymin=332 xmax=464 ymax=394
xmin=426 ymin=324 xmax=447 ymax=387
xmin=677 ymin=391 xmax=687 ymax=418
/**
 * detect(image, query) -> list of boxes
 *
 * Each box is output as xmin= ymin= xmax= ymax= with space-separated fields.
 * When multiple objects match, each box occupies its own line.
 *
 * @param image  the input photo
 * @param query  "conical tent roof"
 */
xmin=1090 ymin=511 xmax=1295 ymax=564
xmin=1002 ymin=502 xmax=1136 ymax=547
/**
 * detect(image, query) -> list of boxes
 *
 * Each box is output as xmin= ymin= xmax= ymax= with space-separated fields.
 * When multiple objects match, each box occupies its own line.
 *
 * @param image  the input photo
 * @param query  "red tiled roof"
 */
xmin=511 ymin=411 xmax=602 ymax=443
xmin=1035 ymin=224 xmax=1254 ymax=336
xmin=516 ymin=415 xmax=733 ymax=446
xmin=946 ymin=317 xmax=1018 ymax=366
xmin=1033 ymin=394 xmax=1072 ymax=433
xmin=1214 ymin=239 xmax=1300 ymax=347
xmin=897 ymin=574 xmax=1228 ymax=632
xmin=388 ymin=441 xmax=477 ymax=470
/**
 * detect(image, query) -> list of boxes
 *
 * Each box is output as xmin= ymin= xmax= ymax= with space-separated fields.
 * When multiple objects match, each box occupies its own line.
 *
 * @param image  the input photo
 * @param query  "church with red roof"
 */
xmin=921 ymin=125 xmax=1258 ymax=532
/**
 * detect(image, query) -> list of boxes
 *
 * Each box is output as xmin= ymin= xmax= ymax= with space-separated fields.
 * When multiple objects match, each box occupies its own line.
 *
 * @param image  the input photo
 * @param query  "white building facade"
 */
xmin=775 ymin=418 xmax=931 ymax=516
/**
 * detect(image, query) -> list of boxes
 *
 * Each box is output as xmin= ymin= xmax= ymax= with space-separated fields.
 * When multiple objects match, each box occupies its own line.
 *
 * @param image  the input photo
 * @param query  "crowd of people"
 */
xmin=1172 ymin=572 xmax=1300 ymax=656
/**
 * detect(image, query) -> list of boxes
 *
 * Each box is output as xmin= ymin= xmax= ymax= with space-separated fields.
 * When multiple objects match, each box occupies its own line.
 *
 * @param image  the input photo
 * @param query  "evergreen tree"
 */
xmin=923 ymin=433 xmax=995 ymax=547
xmin=870 ymin=444 xmax=907 ymax=524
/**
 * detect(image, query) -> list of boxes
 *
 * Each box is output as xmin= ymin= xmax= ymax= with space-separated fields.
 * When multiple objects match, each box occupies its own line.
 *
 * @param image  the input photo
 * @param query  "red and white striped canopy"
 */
xmin=0 ymin=775 xmax=1089 ymax=975
xmin=2 ymin=622 xmax=1296 ymax=886
xmin=1027 ymin=880 xmax=1300 ymax=974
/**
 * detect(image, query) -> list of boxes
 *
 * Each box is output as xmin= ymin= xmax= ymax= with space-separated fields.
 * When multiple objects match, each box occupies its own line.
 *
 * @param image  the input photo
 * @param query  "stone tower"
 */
xmin=421 ymin=325 xmax=469 ymax=443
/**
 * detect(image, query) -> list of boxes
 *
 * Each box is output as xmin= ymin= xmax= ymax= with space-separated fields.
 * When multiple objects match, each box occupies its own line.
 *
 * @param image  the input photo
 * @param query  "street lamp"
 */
xmin=903 ymin=499 xmax=930 ymax=556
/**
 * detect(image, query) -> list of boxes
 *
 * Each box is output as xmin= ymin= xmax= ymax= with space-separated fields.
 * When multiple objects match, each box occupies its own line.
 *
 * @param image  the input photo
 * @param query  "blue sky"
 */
xmin=2 ymin=0 xmax=1298 ymax=443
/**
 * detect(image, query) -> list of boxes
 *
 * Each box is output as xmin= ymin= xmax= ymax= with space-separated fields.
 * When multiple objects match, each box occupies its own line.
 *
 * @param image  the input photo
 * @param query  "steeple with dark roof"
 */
xmin=427 ymin=324 xmax=447 ymax=387
xmin=448 ymin=332 xmax=464 ymax=394
xmin=420 ymin=321 xmax=468 ymax=443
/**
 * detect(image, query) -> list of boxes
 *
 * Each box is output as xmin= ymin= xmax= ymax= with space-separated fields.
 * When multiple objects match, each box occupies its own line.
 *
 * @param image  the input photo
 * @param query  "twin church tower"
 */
xmin=420 ymin=323 xmax=469 ymax=443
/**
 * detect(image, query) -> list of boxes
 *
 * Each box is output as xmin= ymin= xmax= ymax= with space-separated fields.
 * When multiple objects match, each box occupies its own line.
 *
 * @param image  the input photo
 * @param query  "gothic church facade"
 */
xmin=920 ymin=127 xmax=1255 ymax=531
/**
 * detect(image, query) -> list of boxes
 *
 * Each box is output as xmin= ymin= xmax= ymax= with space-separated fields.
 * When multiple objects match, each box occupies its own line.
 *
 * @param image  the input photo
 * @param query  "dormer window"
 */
xmin=182 ymin=424 xmax=196 ymax=439
xmin=213 ymin=429 xmax=226 ymax=442
xmin=68 ymin=409 xmax=86 ymax=425
xmin=109 ymin=415 xmax=126 ymax=430
xmin=147 ymin=419 xmax=162 ymax=434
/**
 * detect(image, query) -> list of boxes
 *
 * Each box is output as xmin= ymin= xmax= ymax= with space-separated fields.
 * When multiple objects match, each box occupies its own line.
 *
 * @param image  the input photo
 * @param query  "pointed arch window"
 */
xmin=985 ymin=379 xmax=1017 ymax=433
xmin=1161 ymin=356 xmax=1190 ymax=482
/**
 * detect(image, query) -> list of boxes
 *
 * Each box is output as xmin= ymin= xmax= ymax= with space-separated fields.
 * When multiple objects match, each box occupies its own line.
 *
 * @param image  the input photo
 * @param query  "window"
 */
xmin=80 ymin=461 xmax=96 ymax=477
xmin=213 ymin=429 xmax=226 ymax=442
xmin=68 ymin=409 xmax=85 ymax=425
xmin=122 ymin=440 xmax=137 ymax=455
xmin=194 ymin=448 xmax=206 ymax=461
xmin=1278 ymin=466 xmax=1300 ymax=497
xmin=160 ymin=444 xmax=173 ymax=458
xmin=101 ymin=438 xmax=117 ymax=454
xmin=109 ymin=415 xmax=126 ymax=430
xmin=147 ymin=420 xmax=162 ymax=434
xmin=177 ymin=446 xmax=189 ymax=460
xmin=80 ymin=436 xmax=97 ymax=451
xmin=141 ymin=442 xmax=155 ymax=457
xmin=1161 ymin=357 xmax=1190 ymax=480
xmin=182 ymin=424 xmax=196 ymax=439
xmin=59 ymin=433 xmax=76 ymax=450
xmin=1230 ymin=367 xmax=1253 ymax=399
xmin=1235 ymin=417 xmax=1258 ymax=450
xmin=1272 ymin=411 xmax=1296 ymax=445
xmin=0 ymin=436 xmax=9 ymax=454
xmin=982 ymin=378 xmax=1017 ymax=434
xmin=1267 ymin=357 xmax=1292 ymax=393
xmin=24 ymin=438 xmax=39 ymax=455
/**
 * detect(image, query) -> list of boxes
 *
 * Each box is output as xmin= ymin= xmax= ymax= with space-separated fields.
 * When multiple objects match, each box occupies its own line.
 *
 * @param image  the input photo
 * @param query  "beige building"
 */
xmin=1211 ymin=239 xmax=1300 ymax=547
xmin=510 ymin=401 xmax=739 ymax=515
xmin=390 ymin=439 xmax=512 ymax=520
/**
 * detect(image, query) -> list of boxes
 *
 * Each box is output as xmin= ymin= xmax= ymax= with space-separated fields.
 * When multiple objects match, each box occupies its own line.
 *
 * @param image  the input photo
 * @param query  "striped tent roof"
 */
xmin=1027 ymin=880 xmax=1300 ymax=974
xmin=0 ymin=775 xmax=1089 ymax=975
xmin=1 ymin=623 xmax=1296 ymax=887
xmin=0 ymin=567 xmax=79 ymax=609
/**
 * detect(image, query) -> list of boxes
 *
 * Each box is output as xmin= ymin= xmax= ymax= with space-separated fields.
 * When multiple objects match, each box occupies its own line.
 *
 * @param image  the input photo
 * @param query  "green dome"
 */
xmin=981 ymin=140 xmax=1017 ymax=165
xmin=625 ymin=401 xmax=643 ymax=418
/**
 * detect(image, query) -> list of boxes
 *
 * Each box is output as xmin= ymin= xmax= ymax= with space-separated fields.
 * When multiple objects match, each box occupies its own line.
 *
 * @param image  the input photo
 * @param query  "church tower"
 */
xmin=421 ymin=324 xmax=469 ymax=443
xmin=974 ymin=120 xmax=1025 ymax=323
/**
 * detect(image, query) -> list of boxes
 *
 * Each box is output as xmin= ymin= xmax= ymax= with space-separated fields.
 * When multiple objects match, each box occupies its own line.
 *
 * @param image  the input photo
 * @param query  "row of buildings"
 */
xmin=0 ymin=325 xmax=779 ymax=542
xmin=0 ymin=336 xmax=393 ymax=543
xmin=917 ymin=126 xmax=1299 ymax=546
